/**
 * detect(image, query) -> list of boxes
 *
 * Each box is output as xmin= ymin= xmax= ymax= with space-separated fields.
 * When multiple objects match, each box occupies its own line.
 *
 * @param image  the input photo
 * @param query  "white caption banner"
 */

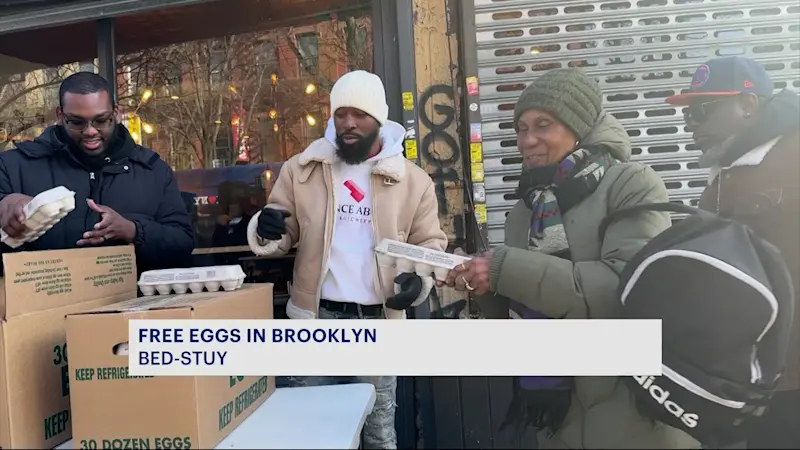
xmin=127 ymin=319 xmax=662 ymax=377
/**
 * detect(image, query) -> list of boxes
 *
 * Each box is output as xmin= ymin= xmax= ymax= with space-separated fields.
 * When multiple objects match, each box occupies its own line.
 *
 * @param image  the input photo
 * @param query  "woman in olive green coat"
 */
xmin=444 ymin=69 xmax=701 ymax=449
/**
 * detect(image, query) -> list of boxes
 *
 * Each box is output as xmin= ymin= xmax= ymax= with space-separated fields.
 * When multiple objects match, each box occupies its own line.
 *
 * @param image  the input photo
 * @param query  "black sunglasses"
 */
xmin=683 ymin=96 xmax=737 ymax=125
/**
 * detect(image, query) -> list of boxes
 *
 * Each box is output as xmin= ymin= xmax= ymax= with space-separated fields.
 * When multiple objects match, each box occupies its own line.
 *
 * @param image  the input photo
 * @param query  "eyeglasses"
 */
xmin=63 ymin=115 xmax=115 ymax=132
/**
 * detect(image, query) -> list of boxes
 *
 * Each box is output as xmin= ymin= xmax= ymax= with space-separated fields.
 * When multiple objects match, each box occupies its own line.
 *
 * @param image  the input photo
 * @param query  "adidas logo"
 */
xmin=634 ymin=375 xmax=699 ymax=428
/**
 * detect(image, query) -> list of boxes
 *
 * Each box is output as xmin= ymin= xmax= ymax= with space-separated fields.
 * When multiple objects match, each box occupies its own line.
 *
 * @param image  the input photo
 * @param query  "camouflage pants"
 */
xmin=278 ymin=305 xmax=398 ymax=450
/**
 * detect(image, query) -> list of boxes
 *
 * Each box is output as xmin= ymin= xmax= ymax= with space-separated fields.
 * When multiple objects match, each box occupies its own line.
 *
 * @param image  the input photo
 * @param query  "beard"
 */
xmin=335 ymin=128 xmax=380 ymax=165
xmin=697 ymin=134 xmax=736 ymax=168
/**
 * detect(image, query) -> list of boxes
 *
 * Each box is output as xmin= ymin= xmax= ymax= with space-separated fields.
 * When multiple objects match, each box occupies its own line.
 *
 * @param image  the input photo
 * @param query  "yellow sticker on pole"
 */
xmin=402 ymin=92 xmax=414 ymax=111
xmin=470 ymin=162 xmax=485 ymax=182
xmin=470 ymin=143 xmax=483 ymax=162
xmin=404 ymin=139 xmax=418 ymax=160
xmin=474 ymin=204 xmax=487 ymax=224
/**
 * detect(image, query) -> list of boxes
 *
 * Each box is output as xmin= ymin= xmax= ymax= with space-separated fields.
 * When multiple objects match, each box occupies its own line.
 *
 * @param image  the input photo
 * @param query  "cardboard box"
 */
xmin=66 ymin=283 xmax=276 ymax=449
xmin=0 ymin=246 xmax=138 ymax=449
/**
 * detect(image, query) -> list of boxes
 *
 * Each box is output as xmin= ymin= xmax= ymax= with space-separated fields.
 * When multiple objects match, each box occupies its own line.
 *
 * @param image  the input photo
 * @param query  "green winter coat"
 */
xmin=473 ymin=111 xmax=701 ymax=449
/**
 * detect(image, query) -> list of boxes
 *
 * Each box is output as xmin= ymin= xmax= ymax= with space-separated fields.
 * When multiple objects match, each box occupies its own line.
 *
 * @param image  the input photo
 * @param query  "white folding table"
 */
xmin=55 ymin=383 xmax=376 ymax=449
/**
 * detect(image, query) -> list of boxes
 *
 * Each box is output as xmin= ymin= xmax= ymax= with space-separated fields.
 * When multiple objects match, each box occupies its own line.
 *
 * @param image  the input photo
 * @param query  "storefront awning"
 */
xmin=0 ymin=0 xmax=369 ymax=70
xmin=0 ymin=0 xmax=219 ymax=35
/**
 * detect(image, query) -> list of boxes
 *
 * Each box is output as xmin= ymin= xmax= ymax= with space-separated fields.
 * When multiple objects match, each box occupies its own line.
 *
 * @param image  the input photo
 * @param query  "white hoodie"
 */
xmin=319 ymin=117 xmax=407 ymax=306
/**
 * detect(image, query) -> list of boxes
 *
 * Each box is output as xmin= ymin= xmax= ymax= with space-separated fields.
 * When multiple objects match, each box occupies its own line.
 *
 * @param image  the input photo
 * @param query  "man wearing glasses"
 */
xmin=0 ymin=71 xmax=194 ymax=273
xmin=667 ymin=57 xmax=800 ymax=449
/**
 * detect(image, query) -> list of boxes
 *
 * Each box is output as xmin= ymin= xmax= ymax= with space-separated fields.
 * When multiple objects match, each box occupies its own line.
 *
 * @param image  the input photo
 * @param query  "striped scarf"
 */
xmin=502 ymin=147 xmax=617 ymax=437
xmin=524 ymin=147 xmax=617 ymax=254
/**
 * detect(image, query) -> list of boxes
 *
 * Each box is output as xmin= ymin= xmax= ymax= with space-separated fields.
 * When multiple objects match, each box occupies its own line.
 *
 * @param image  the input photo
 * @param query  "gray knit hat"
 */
xmin=513 ymin=68 xmax=603 ymax=142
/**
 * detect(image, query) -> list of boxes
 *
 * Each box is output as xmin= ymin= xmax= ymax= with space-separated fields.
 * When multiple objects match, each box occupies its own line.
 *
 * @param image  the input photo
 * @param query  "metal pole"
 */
xmin=371 ymin=0 xmax=400 ymax=122
xmin=394 ymin=0 xmax=421 ymax=167
xmin=393 ymin=4 xmax=439 ymax=448
xmin=456 ymin=0 xmax=489 ymax=254
xmin=372 ymin=2 xmax=434 ymax=447
xmin=96 ymin=18 xmax=117 ymax=104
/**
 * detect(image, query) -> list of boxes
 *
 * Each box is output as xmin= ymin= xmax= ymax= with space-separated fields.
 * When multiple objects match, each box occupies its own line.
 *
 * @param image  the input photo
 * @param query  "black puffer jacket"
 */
xmin=0 ymin=125 xmax=194 ymax=274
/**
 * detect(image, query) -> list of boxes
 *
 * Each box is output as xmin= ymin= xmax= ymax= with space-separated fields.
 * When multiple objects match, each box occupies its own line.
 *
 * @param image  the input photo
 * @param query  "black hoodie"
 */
xmin=0 ymin=125 xmax=194 ymax=274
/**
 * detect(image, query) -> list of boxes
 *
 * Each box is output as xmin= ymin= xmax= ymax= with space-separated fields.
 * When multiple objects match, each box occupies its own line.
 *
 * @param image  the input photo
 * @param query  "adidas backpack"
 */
xmin=599 ymin=202 xmax=795 ymax=448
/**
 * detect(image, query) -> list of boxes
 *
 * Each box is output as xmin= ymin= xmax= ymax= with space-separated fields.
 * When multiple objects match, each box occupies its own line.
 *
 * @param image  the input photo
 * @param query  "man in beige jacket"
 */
xmin=246 ymin=70 xmax=447 ymax=449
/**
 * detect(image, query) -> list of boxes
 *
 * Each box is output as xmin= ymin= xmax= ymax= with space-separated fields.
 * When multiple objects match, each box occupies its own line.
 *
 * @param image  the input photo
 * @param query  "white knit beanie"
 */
xmin=329 ymin=70 xmax=389 ymax=126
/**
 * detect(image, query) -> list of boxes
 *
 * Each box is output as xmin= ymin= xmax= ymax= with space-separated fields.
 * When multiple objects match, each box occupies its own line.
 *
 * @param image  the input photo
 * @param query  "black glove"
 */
xmin=385 ymin=272 xmax=424 ymax=311
xmin=256 ymin=208 xmax=291 ymax=240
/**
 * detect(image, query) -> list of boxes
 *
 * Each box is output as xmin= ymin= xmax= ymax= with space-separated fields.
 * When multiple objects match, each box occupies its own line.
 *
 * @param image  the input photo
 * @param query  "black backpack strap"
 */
xmin=598 ymin=202 xmax=712 ymax=239
xmin=749 ymin=230 xmax=796 ymax=384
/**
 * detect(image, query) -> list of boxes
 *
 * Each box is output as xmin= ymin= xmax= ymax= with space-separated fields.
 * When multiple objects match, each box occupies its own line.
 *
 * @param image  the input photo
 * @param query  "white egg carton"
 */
xmin=137 ymin=265 xmax=246 ymax=296
xmin=0 ymin=186 xmax=76 ymax=249
xmin=374 ymin=239 xmax=471 ymax=281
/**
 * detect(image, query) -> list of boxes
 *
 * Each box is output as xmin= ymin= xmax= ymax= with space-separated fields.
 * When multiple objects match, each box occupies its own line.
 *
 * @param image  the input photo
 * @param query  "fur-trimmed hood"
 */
xmin=297 ymin=117 xmax=408 ymax=182
xmin=246 ymin=117 xmax=447 ymax=322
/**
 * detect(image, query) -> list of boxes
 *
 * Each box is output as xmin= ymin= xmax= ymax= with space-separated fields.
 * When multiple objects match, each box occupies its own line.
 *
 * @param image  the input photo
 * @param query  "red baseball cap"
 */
xmin=666 ymin=56 xmax=775 ymax=105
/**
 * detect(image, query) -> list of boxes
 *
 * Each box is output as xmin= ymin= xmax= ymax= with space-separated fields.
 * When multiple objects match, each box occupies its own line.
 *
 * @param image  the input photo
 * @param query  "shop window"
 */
xmin=296 ymin=32 xmax=319 ymax=76
xmin=301 ymin=110 xmax=324 ymax=147
xmin=78 ymin=61 xmax=95 ymax=73
xmin=165 ymin=64 xmax=182 ymax=97
xmin=109 ymin=9 xmax=372 ymax=171
xmin=255 ymin=40 xmax=277 ymax=68
xmin=214 ymin=125 xmax=233 ymax=164
xmin=121 ymin=65 xmax=134 ymax=98
xmin=42 ymin=67 xmax=61 ymax=104
xmin=343 ymin=17 xmax=373 ymax=71
xmin=209 ymin=43 xmax=227 ymax=86
xmin=0 ymin=60 xmax=71 ymax=150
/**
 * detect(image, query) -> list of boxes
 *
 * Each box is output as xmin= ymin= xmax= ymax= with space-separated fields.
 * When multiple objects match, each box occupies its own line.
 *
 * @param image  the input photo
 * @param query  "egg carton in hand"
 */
xmin=374 ymin=239 xmax=471 ymax=281
xmin=137 ymin=265 xmax=247 ymax=296
xmin=1 ymin=186 xmax=76 ymax=249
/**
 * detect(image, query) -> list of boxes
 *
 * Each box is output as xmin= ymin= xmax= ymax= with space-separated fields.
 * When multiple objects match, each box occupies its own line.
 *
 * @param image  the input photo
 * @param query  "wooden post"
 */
xmin=412 ymin=0 xmax=471 ymax=317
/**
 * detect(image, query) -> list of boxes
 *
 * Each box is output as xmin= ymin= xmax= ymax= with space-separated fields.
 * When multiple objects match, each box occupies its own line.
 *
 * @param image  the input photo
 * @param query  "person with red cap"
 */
xmin=667 ymin=56 xmax=800 ymax=449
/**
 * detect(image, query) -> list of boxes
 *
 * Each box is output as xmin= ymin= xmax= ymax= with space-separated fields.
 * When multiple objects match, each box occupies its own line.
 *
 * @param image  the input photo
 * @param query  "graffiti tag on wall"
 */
xmin=418 ymin=84 xmax=465 ymax=241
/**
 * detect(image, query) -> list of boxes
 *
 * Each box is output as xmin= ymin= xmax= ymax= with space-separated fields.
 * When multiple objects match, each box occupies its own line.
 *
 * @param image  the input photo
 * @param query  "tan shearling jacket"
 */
xmin=246 ymin=120 xmax=447 ymax=320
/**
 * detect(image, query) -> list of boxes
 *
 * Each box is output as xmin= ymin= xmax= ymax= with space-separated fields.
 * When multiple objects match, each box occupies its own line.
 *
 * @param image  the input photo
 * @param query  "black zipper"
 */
xmin=85 ymin=171 xmax=99 ymax=232
xmin=88 ymin=170 xmax=102 ymax=203
xmin=59 ymin=146 xmax=98 ymax=234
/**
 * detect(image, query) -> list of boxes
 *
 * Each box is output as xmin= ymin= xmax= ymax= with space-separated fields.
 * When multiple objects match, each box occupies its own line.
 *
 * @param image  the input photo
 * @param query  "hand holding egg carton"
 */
xmin=137 ymin=265 xmax=247 ymax=296
xmin=0 ymin=186 xmax=76 ymax=249
xmin=373 ymin=239 xmax=471 ymax=282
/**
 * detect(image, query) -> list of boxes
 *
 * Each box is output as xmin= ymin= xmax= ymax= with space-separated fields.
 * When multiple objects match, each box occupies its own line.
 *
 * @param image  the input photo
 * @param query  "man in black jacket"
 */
xmin=0 ymin=72 xmax=194 ymax=273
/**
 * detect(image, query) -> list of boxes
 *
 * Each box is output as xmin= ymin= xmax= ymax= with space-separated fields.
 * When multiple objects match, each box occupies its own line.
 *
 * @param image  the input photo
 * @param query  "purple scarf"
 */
xmin=502 ymin=299 xmax=574 ymax=437
xmin=509 ymin=300 xmax=572 ymax=391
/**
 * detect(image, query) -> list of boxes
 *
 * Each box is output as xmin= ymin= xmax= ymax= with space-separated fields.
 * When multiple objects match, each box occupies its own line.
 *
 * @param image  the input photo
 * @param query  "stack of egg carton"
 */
xmin=0 ymin=186 xmax=76 ymax=248
xmin=138 ymin=265 xmax=247 ymax=296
